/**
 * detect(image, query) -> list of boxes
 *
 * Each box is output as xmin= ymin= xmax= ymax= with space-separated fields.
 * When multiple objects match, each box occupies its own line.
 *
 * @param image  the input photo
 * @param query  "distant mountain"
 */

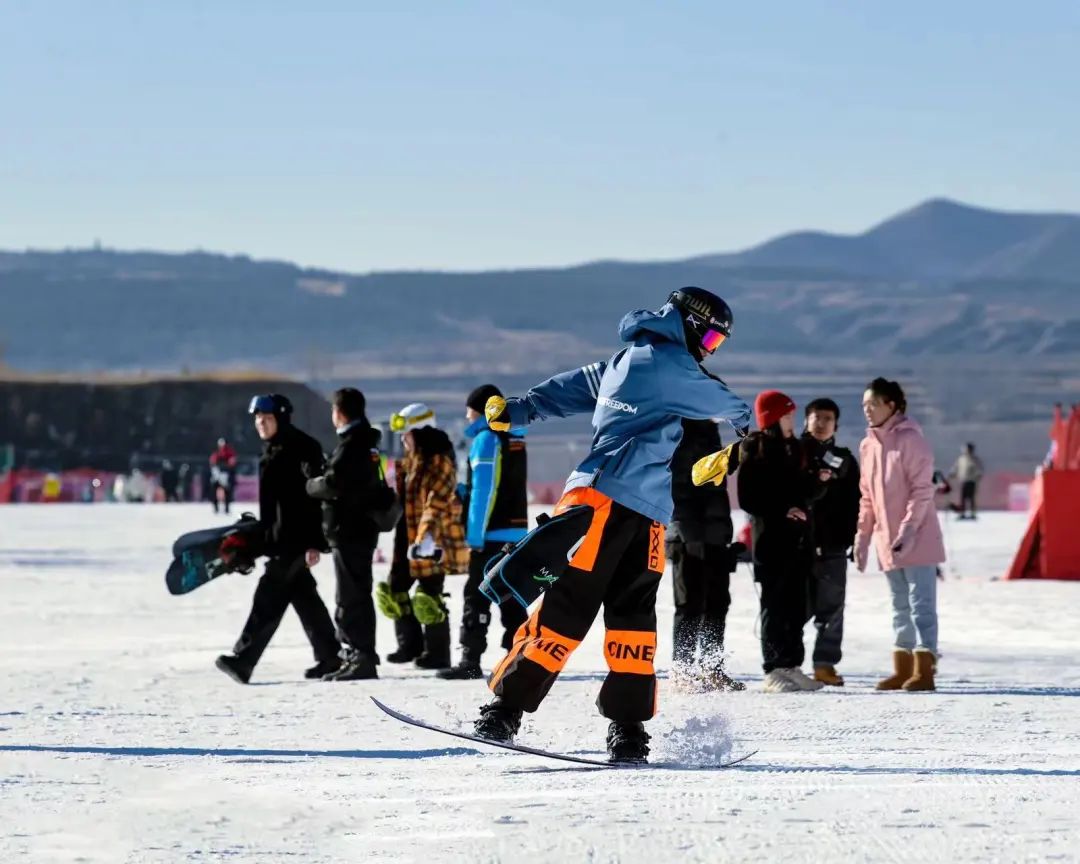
xmin=1 ymin=199 xmax=1078 ymax=377
xmin=693 ymin=198 xmax=1080 ymax=281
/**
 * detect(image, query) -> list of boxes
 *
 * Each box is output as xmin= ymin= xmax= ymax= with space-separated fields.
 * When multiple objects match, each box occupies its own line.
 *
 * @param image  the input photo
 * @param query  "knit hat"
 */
xmin=755 ymin=390 xmax=796 ymax=430
xmin=390 ymin=402 xmax=437 ymax=433
xmin=467 ymin=384 xmax=502 ymax=415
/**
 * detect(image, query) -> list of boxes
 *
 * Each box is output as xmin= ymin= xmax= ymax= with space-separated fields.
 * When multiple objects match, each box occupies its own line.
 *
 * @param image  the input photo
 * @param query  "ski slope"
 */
xmin=2 ymin=505 xmax=1078 ymax=863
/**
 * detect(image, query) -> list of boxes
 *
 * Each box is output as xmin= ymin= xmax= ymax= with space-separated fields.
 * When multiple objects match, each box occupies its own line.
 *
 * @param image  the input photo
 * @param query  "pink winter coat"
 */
xmin=855 ymin=413 xmax=946 ymax=572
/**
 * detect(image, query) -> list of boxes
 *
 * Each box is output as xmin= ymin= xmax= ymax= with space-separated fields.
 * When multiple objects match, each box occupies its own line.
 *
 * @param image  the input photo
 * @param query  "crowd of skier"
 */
xmin=210 ymin=286 xmax=974 ymax=764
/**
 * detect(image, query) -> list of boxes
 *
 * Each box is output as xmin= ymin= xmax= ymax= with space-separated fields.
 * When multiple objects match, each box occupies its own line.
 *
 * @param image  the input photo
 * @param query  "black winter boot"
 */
xmin=304 ymin=659 xmax=341 ymax=679
xmin=436 ymin=658 xmax=484 ymax=680
xmin=414 ymin=618 xmax=451 ymax=670
xmin=215 ymin=654 xmax=253 ymax=685
xmin=473 ymin=700 xmax=522 ymax=742
xmin=324 ymin=653 xmax=379 ymax=681
xmin=606 ymin=721 xmax=650 ymax=764
xmin=387 ymin=616 xmax=423 ymax=663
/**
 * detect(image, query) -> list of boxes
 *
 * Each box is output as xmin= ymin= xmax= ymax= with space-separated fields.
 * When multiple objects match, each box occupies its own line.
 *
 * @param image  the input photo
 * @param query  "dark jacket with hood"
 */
xmin=259 ymin=422 xmax=327 ymax=559
xmin=800 ymin=432 xmax=860 ymax=555
xmin=668 ymin=418 xmax=736 ymax=547
xmin=500 ymin=303 xmax=751 ymax=525
xmin=306 ymin=419 xmax=388 ymax=549
xmin=737 ymin=429 xmax=824 ymax=571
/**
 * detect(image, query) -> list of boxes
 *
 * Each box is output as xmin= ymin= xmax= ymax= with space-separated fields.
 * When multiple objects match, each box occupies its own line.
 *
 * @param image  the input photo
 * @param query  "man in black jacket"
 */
xmin=215 ymin=394 xmax=340 ymax=684
xmin=306 ymin=387 xmax=386 ymax=681
xmin=801 ymin=398 xmax=860 ymax=686
xmin=667 ymin=418 xmax=745 ymax=691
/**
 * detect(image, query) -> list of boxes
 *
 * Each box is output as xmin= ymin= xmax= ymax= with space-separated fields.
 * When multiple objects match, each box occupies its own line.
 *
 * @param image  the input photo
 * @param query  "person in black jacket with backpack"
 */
xmin=801 ymin=398 xmax=860 ymax=686
xmin=667 ymin=418 xmax=746 ymax=692
xmin=306 ymin=387 xmax=391 ymax=681
xmin=216 ymin=394 xmax=340 ymax=684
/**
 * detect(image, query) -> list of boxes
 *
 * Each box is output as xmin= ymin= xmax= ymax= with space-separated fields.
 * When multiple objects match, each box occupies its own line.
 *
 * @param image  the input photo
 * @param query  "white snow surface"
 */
xmin=2 ymin=505 xmax=1078 ymax=863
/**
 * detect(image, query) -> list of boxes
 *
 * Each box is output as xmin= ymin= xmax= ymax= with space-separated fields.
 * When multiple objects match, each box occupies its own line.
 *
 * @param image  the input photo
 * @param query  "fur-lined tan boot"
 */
xmin=813 ymin=665 xmax=845 ymax=686
xmin=902 ymin=649 xmax=936 ymax=691
xmin=876 ymin=650 xmax=914 ymax=690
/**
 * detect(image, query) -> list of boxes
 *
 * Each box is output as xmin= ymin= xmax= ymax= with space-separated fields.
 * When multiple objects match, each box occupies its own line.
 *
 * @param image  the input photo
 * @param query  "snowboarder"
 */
xmin=376 ymin=403 xmax=469 ymax=671
xmin=801 ymin=398 xmax=860 ymax=686
xmin=949 ymin=442 xmax=984 ymax=520
xmin=215 ymin=394 xmax=340 ymax=684
xmin=667 ymin=418 xmax=745 ymax=692
xmin=737 ymin=390 xmax=829 ymax=693
xmin=855 ymin=378 xmax=945 ymax=692
xmin=471 ymin=287 xmax=751 ymax=764
xmin=439 ymin=385 xmax=529 ymax=680
xmin=305 ymin=388 xmax=387 ymax=681
xmin=210 ymin=438 xmax=237 ymax=514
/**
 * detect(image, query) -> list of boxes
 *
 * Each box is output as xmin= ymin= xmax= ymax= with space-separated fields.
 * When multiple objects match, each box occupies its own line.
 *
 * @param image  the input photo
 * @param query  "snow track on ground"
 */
xmin=2 ymin=506 xmax=1078 ymax=863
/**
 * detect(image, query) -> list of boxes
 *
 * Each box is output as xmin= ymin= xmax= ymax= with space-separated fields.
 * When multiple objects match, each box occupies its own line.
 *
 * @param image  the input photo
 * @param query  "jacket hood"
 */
xmin=868 ymin=412 xmax=921 ymax=440
xmin=618 ymin=303 xmax=688 ymax=349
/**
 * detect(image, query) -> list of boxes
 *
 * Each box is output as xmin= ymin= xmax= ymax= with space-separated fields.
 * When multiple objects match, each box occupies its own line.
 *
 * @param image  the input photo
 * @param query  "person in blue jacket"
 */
xmin=474 ymin=287 xmax=751 ymax=763
xmin=438 ymin=384 xmax=530 ymax=680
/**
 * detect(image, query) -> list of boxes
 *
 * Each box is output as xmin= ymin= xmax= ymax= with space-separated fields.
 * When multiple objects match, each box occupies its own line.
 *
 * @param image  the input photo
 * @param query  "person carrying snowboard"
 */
xmin=472 ymin=287 xmax=750 ymax=764
xmin=215 ymin=394 xmax=341 ymax=684
xmin=376 ymin=404 xmax=469 ymax=670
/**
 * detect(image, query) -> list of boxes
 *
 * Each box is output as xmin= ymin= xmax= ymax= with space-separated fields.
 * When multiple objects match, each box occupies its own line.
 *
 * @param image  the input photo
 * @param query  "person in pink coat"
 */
xmin=854 ymin=377 xmax=945 ymax=692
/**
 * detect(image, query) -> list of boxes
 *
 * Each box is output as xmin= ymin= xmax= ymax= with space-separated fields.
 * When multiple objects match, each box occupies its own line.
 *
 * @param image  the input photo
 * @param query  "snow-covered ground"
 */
xmin=2 ymin=504 xmax=1078 ymax=863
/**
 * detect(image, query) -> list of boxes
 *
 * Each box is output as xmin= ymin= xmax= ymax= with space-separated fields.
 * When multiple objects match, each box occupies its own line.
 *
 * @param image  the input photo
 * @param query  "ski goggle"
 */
xmin=700 ymin=328 xmax=728 ymax=353
xmin=248 ymin=395 xmax=277 ymax=415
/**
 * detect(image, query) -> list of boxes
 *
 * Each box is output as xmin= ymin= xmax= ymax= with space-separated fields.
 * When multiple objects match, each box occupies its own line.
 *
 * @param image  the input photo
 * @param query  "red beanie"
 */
xmin=755 ymin=390 xmax=796 ymax=430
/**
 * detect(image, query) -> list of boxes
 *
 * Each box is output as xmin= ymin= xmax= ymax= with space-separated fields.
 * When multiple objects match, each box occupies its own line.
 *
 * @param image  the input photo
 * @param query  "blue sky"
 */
xmin=2 ymin=1 xmax=1077 ymax=271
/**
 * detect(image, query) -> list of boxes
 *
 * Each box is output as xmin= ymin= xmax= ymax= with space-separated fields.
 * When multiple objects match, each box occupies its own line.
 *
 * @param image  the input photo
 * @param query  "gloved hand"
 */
xmin=485 ymin=395 xmax=511 ymax=432
xmin=408 ymin=533 xmax=443 ymax=561
xmin=411 ymin=590 xmax=449 ymax=625
xmin=891 ymin=524 xmax=914 ymax=556
xmin=692 ymin=444 xmax=735 ymax=487
xmin=375 ymin=581 xmax=410 ymax=620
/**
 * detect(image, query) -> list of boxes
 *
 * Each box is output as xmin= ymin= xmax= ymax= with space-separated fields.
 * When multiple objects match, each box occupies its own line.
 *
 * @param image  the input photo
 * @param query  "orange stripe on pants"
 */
xmin=604 ymin=629 xmax=657 ymax=675
xmin=553 ymin=487 xmax=612 ymax=573
xmin=489 ymin=599 xmax=582 ymax=689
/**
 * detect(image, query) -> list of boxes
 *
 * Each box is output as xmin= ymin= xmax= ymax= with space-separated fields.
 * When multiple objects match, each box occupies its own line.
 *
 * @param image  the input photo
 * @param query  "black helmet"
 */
xmin=248 ymin=393 xmax=294 ymax=418
xmin=667 ymin=287 xmax=733 ymax=355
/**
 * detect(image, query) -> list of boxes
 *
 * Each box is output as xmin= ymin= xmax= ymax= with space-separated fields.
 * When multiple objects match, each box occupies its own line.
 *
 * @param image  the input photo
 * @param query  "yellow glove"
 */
xmin=485 ymin=395 xmax=511 ymax=432
xmin=692 ymin=445 xmax=734 ymax=487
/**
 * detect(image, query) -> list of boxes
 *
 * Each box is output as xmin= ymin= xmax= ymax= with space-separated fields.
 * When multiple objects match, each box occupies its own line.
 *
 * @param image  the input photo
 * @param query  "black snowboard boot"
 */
xmin=324 ymin=653 xmax=379 ymax=681
xmin=414 ymin=619 xmax=451 ymax=670
xmin=606 ymin=721 xmax=650 ymax=764
xmin=473 ymin=699 xmax=522 ymax=742
xmin=436 ymin=658 xmax=484 ymax=680
xmin=304 ymin=659 xmax=341 ymax=680
xmin=387 ymin=616 xmax=423 ymax=664
xmin=215 ymin=654 xmax=252 ymax=685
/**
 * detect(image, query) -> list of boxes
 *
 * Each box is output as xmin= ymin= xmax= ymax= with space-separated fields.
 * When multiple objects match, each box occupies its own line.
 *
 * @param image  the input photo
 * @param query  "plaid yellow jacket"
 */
xmin=397 ymin=451 xmax=469 ymax=578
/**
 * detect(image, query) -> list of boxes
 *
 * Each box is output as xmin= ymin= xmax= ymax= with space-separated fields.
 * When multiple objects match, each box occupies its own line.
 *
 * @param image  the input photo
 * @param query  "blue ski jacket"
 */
xmin=464 ymin=417 xmax=528 ymax=549
xmin=503 ymin=303 xmax=751 ymax=525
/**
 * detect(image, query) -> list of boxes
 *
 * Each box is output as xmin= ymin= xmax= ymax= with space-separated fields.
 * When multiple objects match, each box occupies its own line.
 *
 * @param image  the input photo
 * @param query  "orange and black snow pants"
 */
xmin=488 ymin=488 xmax=666 ymax=722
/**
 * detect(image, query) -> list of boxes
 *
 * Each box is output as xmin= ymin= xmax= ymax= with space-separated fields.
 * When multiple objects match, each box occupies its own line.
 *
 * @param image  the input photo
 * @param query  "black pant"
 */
xmin=489 ymin=495 xmax=664 ymax=722
xmin=233 ymin=554 xmax=340 ymax=670
xmin=460 ymin=543 xmax=528 ymax=664
xmin=960 ymin=481 xmax=978 ymax=517
xmin=332 ymin=542 xmax=377 ymax=660
xmin=756 ymin=559 xmax=812 ymax=673
xmin=212 ymin=485 xmax=232 ymax=514
xmin=388 ymin=566 xmax=449 ymax=660
xmin=670 ymin=541 xmax=731 ymax=671
xmin=811 ymin=553 xmax=847 ymax=667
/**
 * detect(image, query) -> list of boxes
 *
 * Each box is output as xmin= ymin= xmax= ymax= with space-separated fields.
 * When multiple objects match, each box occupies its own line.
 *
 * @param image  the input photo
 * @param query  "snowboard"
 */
xmin=370 ymin=697 xmax=757 ymax=769
xmin=166 ymin=514 xmax=264 ymax=595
